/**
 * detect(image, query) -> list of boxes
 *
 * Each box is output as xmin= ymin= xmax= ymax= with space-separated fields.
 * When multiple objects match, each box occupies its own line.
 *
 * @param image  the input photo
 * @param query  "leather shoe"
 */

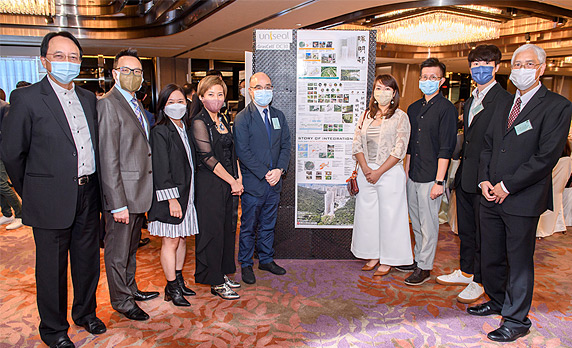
xmin=123 ymin=304 xmax=149 ymax=321
xmin=133 ymin=290 xmax=159 ymax=301
xmin=76 ymin=316 xmax=106 ymax=334
xmin=487 ymin=325 xmax=529 ymax=342
xmin=50 ymin=336 xmax=74 ymax=348
xmin=242 ymin=266 xmax=256 ymax=284
xmin=138 ymin=237 xmax=151 ymax=248
xmin=50 ymin=336 xmax=75 ymax=348
xmin=258 ymin=261 xmax=286 ymax=275
xmin=467 ymin=302 xmax=501 ymax=316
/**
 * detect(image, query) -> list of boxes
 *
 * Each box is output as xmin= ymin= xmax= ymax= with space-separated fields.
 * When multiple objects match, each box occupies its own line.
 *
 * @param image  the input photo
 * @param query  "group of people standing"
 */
xmin=351 ymin=43 xmax=572 ymax=342
xmin=1 ymin=31 xmax=291 ymax=348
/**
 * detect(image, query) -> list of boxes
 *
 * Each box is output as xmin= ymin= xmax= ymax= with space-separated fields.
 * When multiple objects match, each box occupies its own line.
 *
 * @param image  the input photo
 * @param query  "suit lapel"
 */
xmin=464 ymin=97 xmax=473 ymax=130
xmin=167 ymin=121 xmax=189 ymax=165
xmin=505 ymin=85 xmax=546 ymax=135
xmin=40 ymin=77 xmax=74 ymax=144
xmin=248 ymin=102 xmax=271 ymax=146
xmin=110 ymin=87 xmax=148 ymax=142
xmin=75 ymin=86 xmax=97 ymax=150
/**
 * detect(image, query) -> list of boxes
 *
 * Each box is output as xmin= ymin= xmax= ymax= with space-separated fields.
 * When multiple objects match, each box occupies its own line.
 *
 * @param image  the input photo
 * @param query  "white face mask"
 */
xmin=240 ymin=88 xmax=245 ymax=96
xmin=509 ymin=68 xmax=538 ymax=91
xmin=164 ymin=103 xmax=186 ymax=120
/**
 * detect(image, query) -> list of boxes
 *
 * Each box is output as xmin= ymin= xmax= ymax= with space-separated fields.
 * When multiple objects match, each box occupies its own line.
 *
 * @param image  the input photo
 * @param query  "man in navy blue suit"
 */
xmin=234 ymin=72 xmax=291 ymax=284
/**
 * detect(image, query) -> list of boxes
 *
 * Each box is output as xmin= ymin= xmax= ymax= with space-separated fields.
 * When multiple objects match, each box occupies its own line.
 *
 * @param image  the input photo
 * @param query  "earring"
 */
xmin=391 ymin=100 xmax=394 ymax=104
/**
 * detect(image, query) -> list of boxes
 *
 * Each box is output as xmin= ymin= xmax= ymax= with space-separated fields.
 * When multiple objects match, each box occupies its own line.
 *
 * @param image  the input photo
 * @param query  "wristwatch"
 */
xmin=434 ymin=180 xmax=444 ymax=186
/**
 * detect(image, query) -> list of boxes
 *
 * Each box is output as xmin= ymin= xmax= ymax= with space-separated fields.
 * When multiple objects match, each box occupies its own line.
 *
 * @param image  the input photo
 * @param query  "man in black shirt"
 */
xmin=399 ymin=58 xmax=457 ymax=285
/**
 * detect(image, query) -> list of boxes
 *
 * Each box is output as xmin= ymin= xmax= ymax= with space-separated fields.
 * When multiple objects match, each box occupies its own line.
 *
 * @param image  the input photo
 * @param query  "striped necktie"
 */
xmin=130 ymin=97 xmax=146 ymax=132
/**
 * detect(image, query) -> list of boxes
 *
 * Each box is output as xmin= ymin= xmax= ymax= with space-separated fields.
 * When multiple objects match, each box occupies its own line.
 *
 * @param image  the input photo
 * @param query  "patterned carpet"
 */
xmin=1 ymin=223 xmax=571 ymax=348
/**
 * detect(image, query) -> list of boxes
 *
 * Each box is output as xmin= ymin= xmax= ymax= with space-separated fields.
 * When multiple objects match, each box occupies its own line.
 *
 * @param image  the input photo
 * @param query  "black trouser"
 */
xmin=479 ymin=203 xmax=538 ymax=330
xmin=33 ymin=179 xmax=100 ymax=346
xmin=455 ymin=186 xmax=482 ymax=283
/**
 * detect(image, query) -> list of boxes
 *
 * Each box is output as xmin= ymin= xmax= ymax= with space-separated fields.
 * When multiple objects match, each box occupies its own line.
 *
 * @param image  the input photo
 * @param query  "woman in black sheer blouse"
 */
xmin=190 ymin=75 xmax=243 ymax=300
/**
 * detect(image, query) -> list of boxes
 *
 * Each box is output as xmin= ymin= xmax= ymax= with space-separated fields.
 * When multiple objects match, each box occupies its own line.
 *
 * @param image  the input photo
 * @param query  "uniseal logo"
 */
xmin=256 ymin=30 xmax=293 ymax=50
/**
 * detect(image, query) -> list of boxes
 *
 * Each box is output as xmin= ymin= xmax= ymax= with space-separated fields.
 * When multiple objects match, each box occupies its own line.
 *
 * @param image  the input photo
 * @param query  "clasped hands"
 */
xmin=362 ymin=166 xmax=382 ymax=185
xmin=480 ymin=181 xmax=509 ymax=204
xmin=265 ymin=169 xmax=282 ymax=187
xmin=231 ymin=178 xmax=244 ymax=196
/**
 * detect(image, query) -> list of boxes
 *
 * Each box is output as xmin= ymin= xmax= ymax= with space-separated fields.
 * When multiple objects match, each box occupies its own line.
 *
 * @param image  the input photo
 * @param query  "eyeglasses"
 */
xmin=115 ymin=67 xmax=143 ymax=76
xmin=46 ymin=53 xmax=81 ymax=63
xmin=419 ymin=75 xmax=443 ymax=82
xmin=251 ymin=85 xmax=273 ymax=91
xmin=512 ymin=62 xmax=541 ymax=69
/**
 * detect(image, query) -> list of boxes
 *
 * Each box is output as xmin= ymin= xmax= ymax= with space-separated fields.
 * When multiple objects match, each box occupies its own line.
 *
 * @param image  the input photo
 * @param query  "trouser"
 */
xmin=480 ymin=203 xmax=538 ymax=330
xmin=33 ymin=179 xmax=100 ymax=346
xmin=455 ymin=185 xmax=482 ymax=283
xmin=103 ymin=211 xmax=145 ymax=313
xmin=0 ymin=159 xmax=21 ymax=219
xmin=238 ymin=189 xmax=280 ymax=268
xmin=406 ymin=179 xmax=442 ymax=270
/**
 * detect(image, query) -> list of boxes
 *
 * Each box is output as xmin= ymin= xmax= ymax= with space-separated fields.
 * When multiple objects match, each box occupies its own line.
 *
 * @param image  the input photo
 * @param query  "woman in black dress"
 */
xmin=191 ymin=75 xmax=243 ymax=300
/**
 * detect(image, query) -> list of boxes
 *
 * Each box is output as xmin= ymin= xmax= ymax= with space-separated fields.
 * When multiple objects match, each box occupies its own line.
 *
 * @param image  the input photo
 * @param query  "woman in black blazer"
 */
xmin=191 ymin=75 xmax=243 ymax=300
xmin=147 ymin=84 xmax=198 ymax=307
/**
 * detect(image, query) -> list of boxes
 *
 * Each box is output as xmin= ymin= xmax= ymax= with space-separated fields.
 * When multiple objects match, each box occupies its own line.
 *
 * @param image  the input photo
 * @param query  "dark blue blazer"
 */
xmin=234 ymin=102 xmax=291 ymax=197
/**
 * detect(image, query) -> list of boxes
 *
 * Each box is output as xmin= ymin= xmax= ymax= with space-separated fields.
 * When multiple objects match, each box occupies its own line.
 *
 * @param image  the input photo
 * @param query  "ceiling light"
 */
xmin=0 ymin=0 xmax=56 ymax=16
xmin=375 ymin=11 xmax=501 ymax=47
xmin=456 ymin=5 xmax=503 ymax=15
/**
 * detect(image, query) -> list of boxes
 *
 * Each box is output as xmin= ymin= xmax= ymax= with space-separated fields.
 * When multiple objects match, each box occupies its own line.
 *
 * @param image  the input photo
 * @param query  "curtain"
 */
xmin=0 ymin=57 xmax=42 ymax=102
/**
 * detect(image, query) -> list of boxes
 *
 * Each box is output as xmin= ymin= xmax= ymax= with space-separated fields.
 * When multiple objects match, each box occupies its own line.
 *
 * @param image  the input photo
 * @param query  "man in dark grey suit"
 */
xmin=2 ymin=31 xmax=105 ymax=348
xmin=469 ymin=44 xmax=572 ymax=342
xmin=98 ymin=48 xmax=157 ymax=321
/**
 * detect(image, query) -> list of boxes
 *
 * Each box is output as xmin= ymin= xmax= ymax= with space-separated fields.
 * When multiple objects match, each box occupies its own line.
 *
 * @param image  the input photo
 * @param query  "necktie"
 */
xmin=507 ymin=97 xmax=521 ymax=129
xmin=264 ymin=109 xmax=273 ymax=167
xmin=130 ymin=97 xmax=146 ymax=133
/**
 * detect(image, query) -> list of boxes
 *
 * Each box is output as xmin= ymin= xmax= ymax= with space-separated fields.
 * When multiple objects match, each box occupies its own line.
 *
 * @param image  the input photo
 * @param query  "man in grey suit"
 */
xmin=98 ymin=48 xmax=157 ymax=321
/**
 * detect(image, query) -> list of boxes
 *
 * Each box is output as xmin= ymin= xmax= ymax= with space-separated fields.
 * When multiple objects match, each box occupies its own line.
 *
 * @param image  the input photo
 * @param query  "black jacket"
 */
xmin=147 ymin=120 xmax=196 ymax=224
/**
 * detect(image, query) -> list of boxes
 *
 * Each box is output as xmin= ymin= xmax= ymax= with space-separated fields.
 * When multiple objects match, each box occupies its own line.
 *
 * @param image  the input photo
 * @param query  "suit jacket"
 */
xmin=0 ymin=99 xmax=9 ymax=149
xmin=234 ymin=102 xmax=291 ymax=197
xmin=97 ymin=86 xmax=152 ymax=214
xmin=147 ymin=121 xmax=196 ymax=224
xmin=456 ymin=83 xmax=512 ymax=193
xmin=1 ymin=77 xmax=100 ymax=229
xmin=479 ymin=84 xmax=572 ymax=216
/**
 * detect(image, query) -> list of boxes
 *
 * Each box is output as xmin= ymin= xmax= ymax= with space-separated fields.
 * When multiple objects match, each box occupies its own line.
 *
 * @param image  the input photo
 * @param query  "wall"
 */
xmin=386 ymin=63 xmax=423 ymax=111
xmin=156 ymin=57 xmax=189 ymax=91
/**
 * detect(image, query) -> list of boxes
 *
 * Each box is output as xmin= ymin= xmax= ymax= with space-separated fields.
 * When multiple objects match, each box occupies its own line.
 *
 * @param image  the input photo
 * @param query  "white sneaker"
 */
xmin=6 ymin=218 xmax=23 ymax=230
xmin=436 ymin=269 xmax=473 ymax=286
xmin=0 ymin=216 xmax=14 ymax=225
xmin=457 ymin=281 xmax=485 ymax=303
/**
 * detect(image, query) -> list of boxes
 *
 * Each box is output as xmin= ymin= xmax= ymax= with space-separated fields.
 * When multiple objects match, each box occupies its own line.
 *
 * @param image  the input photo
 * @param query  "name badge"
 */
xmin=515 ymin=120 xmax=533 ymax=135
xmin=272 ymin=117 xmax=281 ymax=129
xmin=472 ymin=103 xmax=484 ymax=115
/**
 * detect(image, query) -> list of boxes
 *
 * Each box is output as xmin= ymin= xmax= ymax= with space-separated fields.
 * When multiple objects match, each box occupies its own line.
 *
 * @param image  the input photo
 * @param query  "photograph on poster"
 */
xmin=296 ymin=183 xmax=355 ymax=227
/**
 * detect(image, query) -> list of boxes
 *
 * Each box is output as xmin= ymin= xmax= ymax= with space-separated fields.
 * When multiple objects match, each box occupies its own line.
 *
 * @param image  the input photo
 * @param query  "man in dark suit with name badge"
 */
xmin=234 ymin=72 xmax=291 ymax=284
xmin=2 ymin=31 xmax=106 ymax=348
xmin=436 ymin=45 xmax=511 ymax=304
xmin=469 ymin=44 xmax=572 ymax=342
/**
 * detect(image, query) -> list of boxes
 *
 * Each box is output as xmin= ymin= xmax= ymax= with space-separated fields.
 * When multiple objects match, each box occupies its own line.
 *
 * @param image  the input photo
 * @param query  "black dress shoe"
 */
xmin=123 ymin=305 xmax=150 ymax=321
xmin=133 ymin=290 xmax=159 ymax=301
xmin=175 ymin=272 xmax=196 ymax=296
xmin=50 ymin=336 xmax=74 ymax=348
xmin=487 ymin=325 xmax=529 ymax=342
xmin=395 ymin=261 xmax=417 ymax=273
xmin=76 ymin=316 xmax=107 ymax=334
xmin=242 ymin=266 xmax=256 ymax=284
xmin=467 ymin=302 xmax=501 ymax=316
xmin=138 ymin=237 xmax=151 ymax=248
xmin=258 ymin=261 xmax=286 ymax=275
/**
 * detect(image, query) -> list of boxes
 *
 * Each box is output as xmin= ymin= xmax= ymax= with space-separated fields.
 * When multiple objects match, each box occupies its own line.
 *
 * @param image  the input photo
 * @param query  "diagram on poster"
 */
xmin=294 ymin=30 xmax=370 ymax=228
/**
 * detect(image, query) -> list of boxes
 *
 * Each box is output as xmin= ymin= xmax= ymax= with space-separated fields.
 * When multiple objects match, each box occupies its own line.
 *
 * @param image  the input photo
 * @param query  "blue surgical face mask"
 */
xmin=471 ymin=65 xmax=494 ymax=85
xmin=253 ymin=89 xmax=273 ymax=106
xmin=419 ymin=79 xmax=440 ymax=96
xmin=46 ymin=59 xmax=81 ymax=84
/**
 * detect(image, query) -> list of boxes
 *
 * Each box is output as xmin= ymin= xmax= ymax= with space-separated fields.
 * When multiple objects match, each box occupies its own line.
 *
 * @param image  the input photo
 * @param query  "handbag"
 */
xmin=346 ymin=162 xmax=359 ymax=196
xmin=346 ymin=111 xmax=368 ymax=196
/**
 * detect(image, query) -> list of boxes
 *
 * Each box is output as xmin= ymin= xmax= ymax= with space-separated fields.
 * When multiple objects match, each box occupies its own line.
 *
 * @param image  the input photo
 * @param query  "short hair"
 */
xmin=182 ymin=83 xmax=197 ymax=96
xmin=16 ymin=81 xmax=31 ymax=88
xmin=420 ymin=58 xmax=446 ymax=77
xmin=206 ymin=69 xmax=223 ymax=78
xmin=368 ymin=74 xmax=400 ymax=119
xmin=197 ymin=75 xmax=227 ymax=98
xmin=114 ymin=48 xmax=142 ymax=68
xmin=40 ymin=31 xmax=83 ymax=58
xmin=0 ymin=88 xmax=5 ymax=101
xmin=468 ymin=44 xmax=502 ymax=65
xmin=95 ymin=87 xmax=105 ymax=95
xmin=511 ymin=44 xmax=546 ymax=65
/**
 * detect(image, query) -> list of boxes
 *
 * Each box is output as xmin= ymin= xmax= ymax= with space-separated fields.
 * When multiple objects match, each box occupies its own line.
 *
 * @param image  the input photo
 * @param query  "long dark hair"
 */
xmin=155 ymin=83 xmax=189 ymax=126
xmin=368 ymin=74 xmax=400 ymax=119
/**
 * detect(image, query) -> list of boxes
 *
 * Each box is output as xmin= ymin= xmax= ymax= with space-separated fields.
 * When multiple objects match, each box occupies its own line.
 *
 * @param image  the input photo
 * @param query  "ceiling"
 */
xmin=2 ymin=0 xmax=572 ymax=74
